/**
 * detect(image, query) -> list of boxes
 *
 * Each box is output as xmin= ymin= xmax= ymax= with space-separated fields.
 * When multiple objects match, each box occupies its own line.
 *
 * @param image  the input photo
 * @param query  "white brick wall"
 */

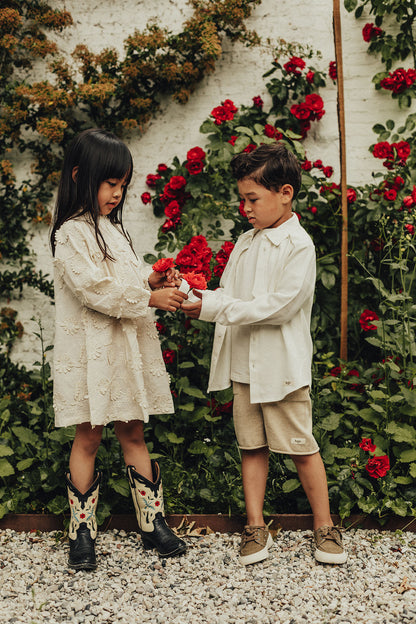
xmin=9 ymin=0 xmax=410 ymax=366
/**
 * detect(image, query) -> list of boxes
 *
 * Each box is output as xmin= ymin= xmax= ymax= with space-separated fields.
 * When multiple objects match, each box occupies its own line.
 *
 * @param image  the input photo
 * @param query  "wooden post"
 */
xmin=333 ymin=0 xmax=348 ymax=361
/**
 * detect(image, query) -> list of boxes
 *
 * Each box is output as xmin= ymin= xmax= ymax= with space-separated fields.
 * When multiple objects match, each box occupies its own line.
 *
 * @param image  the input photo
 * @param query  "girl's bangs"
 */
xmin=100 ymin=142 xmax=133 ymax=183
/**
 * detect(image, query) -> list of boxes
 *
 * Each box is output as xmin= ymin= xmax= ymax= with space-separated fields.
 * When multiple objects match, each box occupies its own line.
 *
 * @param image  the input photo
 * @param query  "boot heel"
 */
xmin=141 ymin=535 xmax=154 ymax=550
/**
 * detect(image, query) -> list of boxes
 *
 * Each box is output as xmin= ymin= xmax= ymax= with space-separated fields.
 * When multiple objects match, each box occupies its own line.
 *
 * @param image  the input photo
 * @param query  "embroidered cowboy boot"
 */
xmin=127 ymin=461 xmax=187 ymax=558
xmin=66 ymin=472 xmax=101 ymax=570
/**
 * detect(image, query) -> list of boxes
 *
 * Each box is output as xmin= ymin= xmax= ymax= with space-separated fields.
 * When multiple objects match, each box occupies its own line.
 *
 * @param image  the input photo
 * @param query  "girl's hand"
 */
xmin=148 ymin=268 xmax=181 ymax=290
xmin=149 ymin=287 xmax=188 ymax=312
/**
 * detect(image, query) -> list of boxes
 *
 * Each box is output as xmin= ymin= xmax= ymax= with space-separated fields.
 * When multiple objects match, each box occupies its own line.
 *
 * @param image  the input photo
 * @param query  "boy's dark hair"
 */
xmin=230 ymin=143 xmax=302 ymax=198
xmin=50 ymin=128 xmax=133 ymax=258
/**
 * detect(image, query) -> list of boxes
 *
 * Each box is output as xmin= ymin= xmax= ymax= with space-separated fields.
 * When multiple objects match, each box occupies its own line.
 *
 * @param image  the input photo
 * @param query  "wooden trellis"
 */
xmin=333 ymin=0 xmax=349 ymax=361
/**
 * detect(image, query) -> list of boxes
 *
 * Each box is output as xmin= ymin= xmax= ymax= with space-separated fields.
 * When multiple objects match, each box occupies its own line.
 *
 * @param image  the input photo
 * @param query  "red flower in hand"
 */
xmin=152 ymin=257 xmax=175 ymax=272
xmin=365 ymin=455 xmax=390 ymax=479
xmin=359 ymin=438 xmax=376 ymax=453
xmin=181 ymin=271 xmax=207 ymax=290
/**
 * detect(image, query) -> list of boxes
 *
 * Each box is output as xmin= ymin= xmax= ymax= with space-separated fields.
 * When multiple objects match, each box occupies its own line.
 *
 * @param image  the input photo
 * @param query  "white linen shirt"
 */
xmin=199 ymin=214 xmax=316 ymax=404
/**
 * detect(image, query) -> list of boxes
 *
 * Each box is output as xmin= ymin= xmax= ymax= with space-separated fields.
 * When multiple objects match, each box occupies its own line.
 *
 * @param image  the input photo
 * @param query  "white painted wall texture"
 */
xmin=9 ymin=0 xmax=412 ymax=366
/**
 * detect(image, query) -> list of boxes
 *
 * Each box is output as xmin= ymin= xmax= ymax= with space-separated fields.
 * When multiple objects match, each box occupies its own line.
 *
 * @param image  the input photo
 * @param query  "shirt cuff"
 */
xmin=199 ymin=290 xmax=219 ymax=322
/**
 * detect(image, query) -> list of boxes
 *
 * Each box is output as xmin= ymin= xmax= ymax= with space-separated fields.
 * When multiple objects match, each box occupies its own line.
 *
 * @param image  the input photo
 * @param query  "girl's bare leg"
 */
xmin=69 ymin=423 xmax=104 ymax=493
xmin=114 ymin=420 xmax=152 ymax=481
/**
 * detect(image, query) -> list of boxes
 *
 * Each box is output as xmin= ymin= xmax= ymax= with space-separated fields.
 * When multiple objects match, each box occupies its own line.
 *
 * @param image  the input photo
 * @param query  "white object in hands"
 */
xmin=178 ymin=279 xmax=201 ymax=303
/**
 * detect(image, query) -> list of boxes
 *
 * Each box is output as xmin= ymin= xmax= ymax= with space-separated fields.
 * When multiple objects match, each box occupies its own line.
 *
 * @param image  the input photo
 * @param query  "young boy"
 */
xmin=181 ymin=143 xmax=347 ymax=566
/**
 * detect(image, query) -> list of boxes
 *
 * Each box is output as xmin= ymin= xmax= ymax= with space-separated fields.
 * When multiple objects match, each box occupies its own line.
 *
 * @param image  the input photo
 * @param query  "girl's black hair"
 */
xmin=230 ymin=143 xmax=302 ymax=198
xmin=50 ymin=128 xmax=134 ymax=258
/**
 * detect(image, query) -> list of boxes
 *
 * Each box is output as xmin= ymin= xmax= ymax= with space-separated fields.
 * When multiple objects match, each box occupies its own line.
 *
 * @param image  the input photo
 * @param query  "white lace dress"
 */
xmin=52 ymin=216 xmax=174 ymax=427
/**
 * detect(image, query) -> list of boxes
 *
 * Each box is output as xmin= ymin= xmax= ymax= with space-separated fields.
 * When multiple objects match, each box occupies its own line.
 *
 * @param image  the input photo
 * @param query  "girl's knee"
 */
xmin=114 ymin=420 xmax=145 ymax=446
xmin=75 ymin=423 xmax=103 ymax=454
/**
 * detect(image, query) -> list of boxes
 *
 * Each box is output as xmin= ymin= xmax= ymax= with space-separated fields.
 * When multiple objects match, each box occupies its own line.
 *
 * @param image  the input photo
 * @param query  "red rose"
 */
xmin=283 ymin=56 xmax=306 ymax=75
xmin=141 ymin=192 xmax=152 ymax=204
xmin=305 ymin=93 xmax=324 ymax=113
xmin=155 ymin=321 xmax=166 ymax=334
xmin=264 ymin=124 xmax=277 ymax=138
xmin=393 ymin=141 xmax=411 ymax=162
xmin=252 ymin=96 xmax=263 ymax=109
xmin=161 ymin=219 xmax=175 ymax=232
xmin=347 ymin=188 xmax=357 ymax=203
xmin=322 ymin=166 xmax=333 ymax=178
xmin=175 ymin=235 xmax=213 ymax=279
xmin=185 ymin=159 xmax=204 ymax=175
xmin=313 ymin=160 xmax=323 ymax=169
xmin=243 ymin=144 xmax=257 ymax=153
xmin=306 ymin=70 xmax=315 ymax=84
xmin=402 ymin=196 xmax=415 ymax=208
xmin=238 ymin=199 xmax=246 ymax=217
xmin=181 ymin=271 xmax=207 ymax=290
xmin=186 ymin=146 xmax=206 ymax=162
xmin=365 ymin=455 xmax=390 ymax=479
xmin=330 ymin=366 xmax=342 ymax=377
xmin=362 ymin=23 xmax=383 ymax=42
xmin=169 ymin=175 xmax=187 ymax=190
xmin=359 ymin=438 xmax=376 ymax=453
xmin=213 ymin=241 xmax=235 ymax=277
xmin=393 ymin=176 xmax=404 ymax=189
xmin=146 ymin=173 xmax=161 ymax=188
xmin=152 ymin=257 xmax=175 ymax=272
xmin=301 ymin=159 xmax=312 ymax=171
xmin=164 ymin=200 xmax=182 ymax=220
xmin=162 ymin=349 xmax=175 ymax=364
xmin=157 ymin=163 xmax=168 ymax=173
xmin=329 ymin=61 xmax=337 ymax=80
xmin=372 ymin=142 xmax=394 ymax=160
xmin=211 ymin=99 xmax=237 ymax=125
xmin=383 ymin=188 xmax=397 ymax=201
xmin=359 ymin=309 xmax=379 ymax=331
xmin=290 ymin=103 xmax=311 ymax=120
xmin=405 ymin=224 xmax=415 ymax=235
xmin=380 ymin=68 xmax=416 ymax=94
xmin=228 ymin=135 xmax=237 ymax=146
xmin=309 ymin=206 xmax=317 ymax=215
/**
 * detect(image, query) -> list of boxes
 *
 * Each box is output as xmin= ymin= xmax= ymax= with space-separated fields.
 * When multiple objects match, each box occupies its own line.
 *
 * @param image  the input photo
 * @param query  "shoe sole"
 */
xmin=68 ymin=562 xmax=97 ymax=571
xmin=314 ymin=548 xmax=348 ymax=564
xmin=240 ymin=533 xmax=274 ymax=566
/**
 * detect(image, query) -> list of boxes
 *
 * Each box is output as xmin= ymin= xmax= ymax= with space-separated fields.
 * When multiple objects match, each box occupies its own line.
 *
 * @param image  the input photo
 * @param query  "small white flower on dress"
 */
xmin=55 ymin=354 xmax=75 ymax=374
xmin=58 ymin=317 xmax=81 ymax=335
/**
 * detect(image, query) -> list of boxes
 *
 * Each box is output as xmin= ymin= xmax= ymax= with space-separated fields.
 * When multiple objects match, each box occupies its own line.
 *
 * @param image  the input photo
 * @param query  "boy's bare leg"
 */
xmin=242 ymin=446 xmax=269 ymax=525
xmin=290 ymin=451 xmax=333 ymax=529
xmin=69 ymin=423 xmax=104 ymax=493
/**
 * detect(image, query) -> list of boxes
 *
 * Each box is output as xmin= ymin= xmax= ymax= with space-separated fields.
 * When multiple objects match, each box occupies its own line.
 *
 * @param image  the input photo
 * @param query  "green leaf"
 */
xmin=398 ymin=448 xmax=416 ymax=463
xmin=11 ymin=426 xmax=39 ymax=446
xmin=0 ymin=458 xmax=14 ymax=477
xmin=282 ymin=478 xmax=301 ymax=493
xmin=188 ymin=440 xmax=209 ymax=455
xmin=16 ymin=458 xmax=36 ymax=471
xmin=319 ymin=413 xmax=341 ymax=431
xmin=166 ymin=432 xmax=185 ymax=444
xmin=109 ymin=477 xmax=130 ymax=497
xmin=0 ymin=446 xmax=13 ymax=457
xmin=409 ymin=463 xmax=416 ymax=478
xmin=385 ymin=422 xmax=416 ymax=444
xmin=344 ymin=0 xmax=357 ymax=12
xmin=183 ymin=386 xmax=206 ymax=400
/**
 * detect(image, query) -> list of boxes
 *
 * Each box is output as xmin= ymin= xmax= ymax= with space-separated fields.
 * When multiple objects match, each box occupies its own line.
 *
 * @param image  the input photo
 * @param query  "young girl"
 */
xmin=50 ymin=128 xmax=188 ymax=570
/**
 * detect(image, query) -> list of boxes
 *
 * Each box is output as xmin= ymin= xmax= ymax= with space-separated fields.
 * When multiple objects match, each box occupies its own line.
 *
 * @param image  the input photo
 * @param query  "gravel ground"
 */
xmin=0 ymin=527 xmax=415 ymax=624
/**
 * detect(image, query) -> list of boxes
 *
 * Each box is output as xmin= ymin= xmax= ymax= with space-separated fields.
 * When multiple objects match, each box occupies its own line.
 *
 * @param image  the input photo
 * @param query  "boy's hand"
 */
xmin=148 ymin=268 xmax=181 ymax=290
xmin=149 ymin=287 xmax=188 ymax=312
xmin=181 ymin=290 xmax=202 ymax=318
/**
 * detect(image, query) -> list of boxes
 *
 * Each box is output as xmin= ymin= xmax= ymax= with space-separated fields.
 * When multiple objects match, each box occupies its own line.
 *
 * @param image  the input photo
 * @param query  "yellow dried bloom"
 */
xmin=36 ymin=118 xmax=68 ymax=143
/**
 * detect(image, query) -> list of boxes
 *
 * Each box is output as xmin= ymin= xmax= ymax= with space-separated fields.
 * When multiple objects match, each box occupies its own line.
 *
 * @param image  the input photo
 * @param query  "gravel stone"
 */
xmin=0 ymin=528 xmax=415 ymax=623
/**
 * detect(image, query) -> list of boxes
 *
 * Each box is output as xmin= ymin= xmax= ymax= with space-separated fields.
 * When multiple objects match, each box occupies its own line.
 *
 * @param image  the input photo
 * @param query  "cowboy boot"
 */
xmin=127 ymin=461 xmax=187 ymax=557
xmin=66 ymin=472 xmax=101 ymax=570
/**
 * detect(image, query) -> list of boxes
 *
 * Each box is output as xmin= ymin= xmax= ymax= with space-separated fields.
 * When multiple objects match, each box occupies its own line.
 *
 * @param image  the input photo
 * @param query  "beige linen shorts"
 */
xmin=232 ymin=382 xmax=319 ymax=455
